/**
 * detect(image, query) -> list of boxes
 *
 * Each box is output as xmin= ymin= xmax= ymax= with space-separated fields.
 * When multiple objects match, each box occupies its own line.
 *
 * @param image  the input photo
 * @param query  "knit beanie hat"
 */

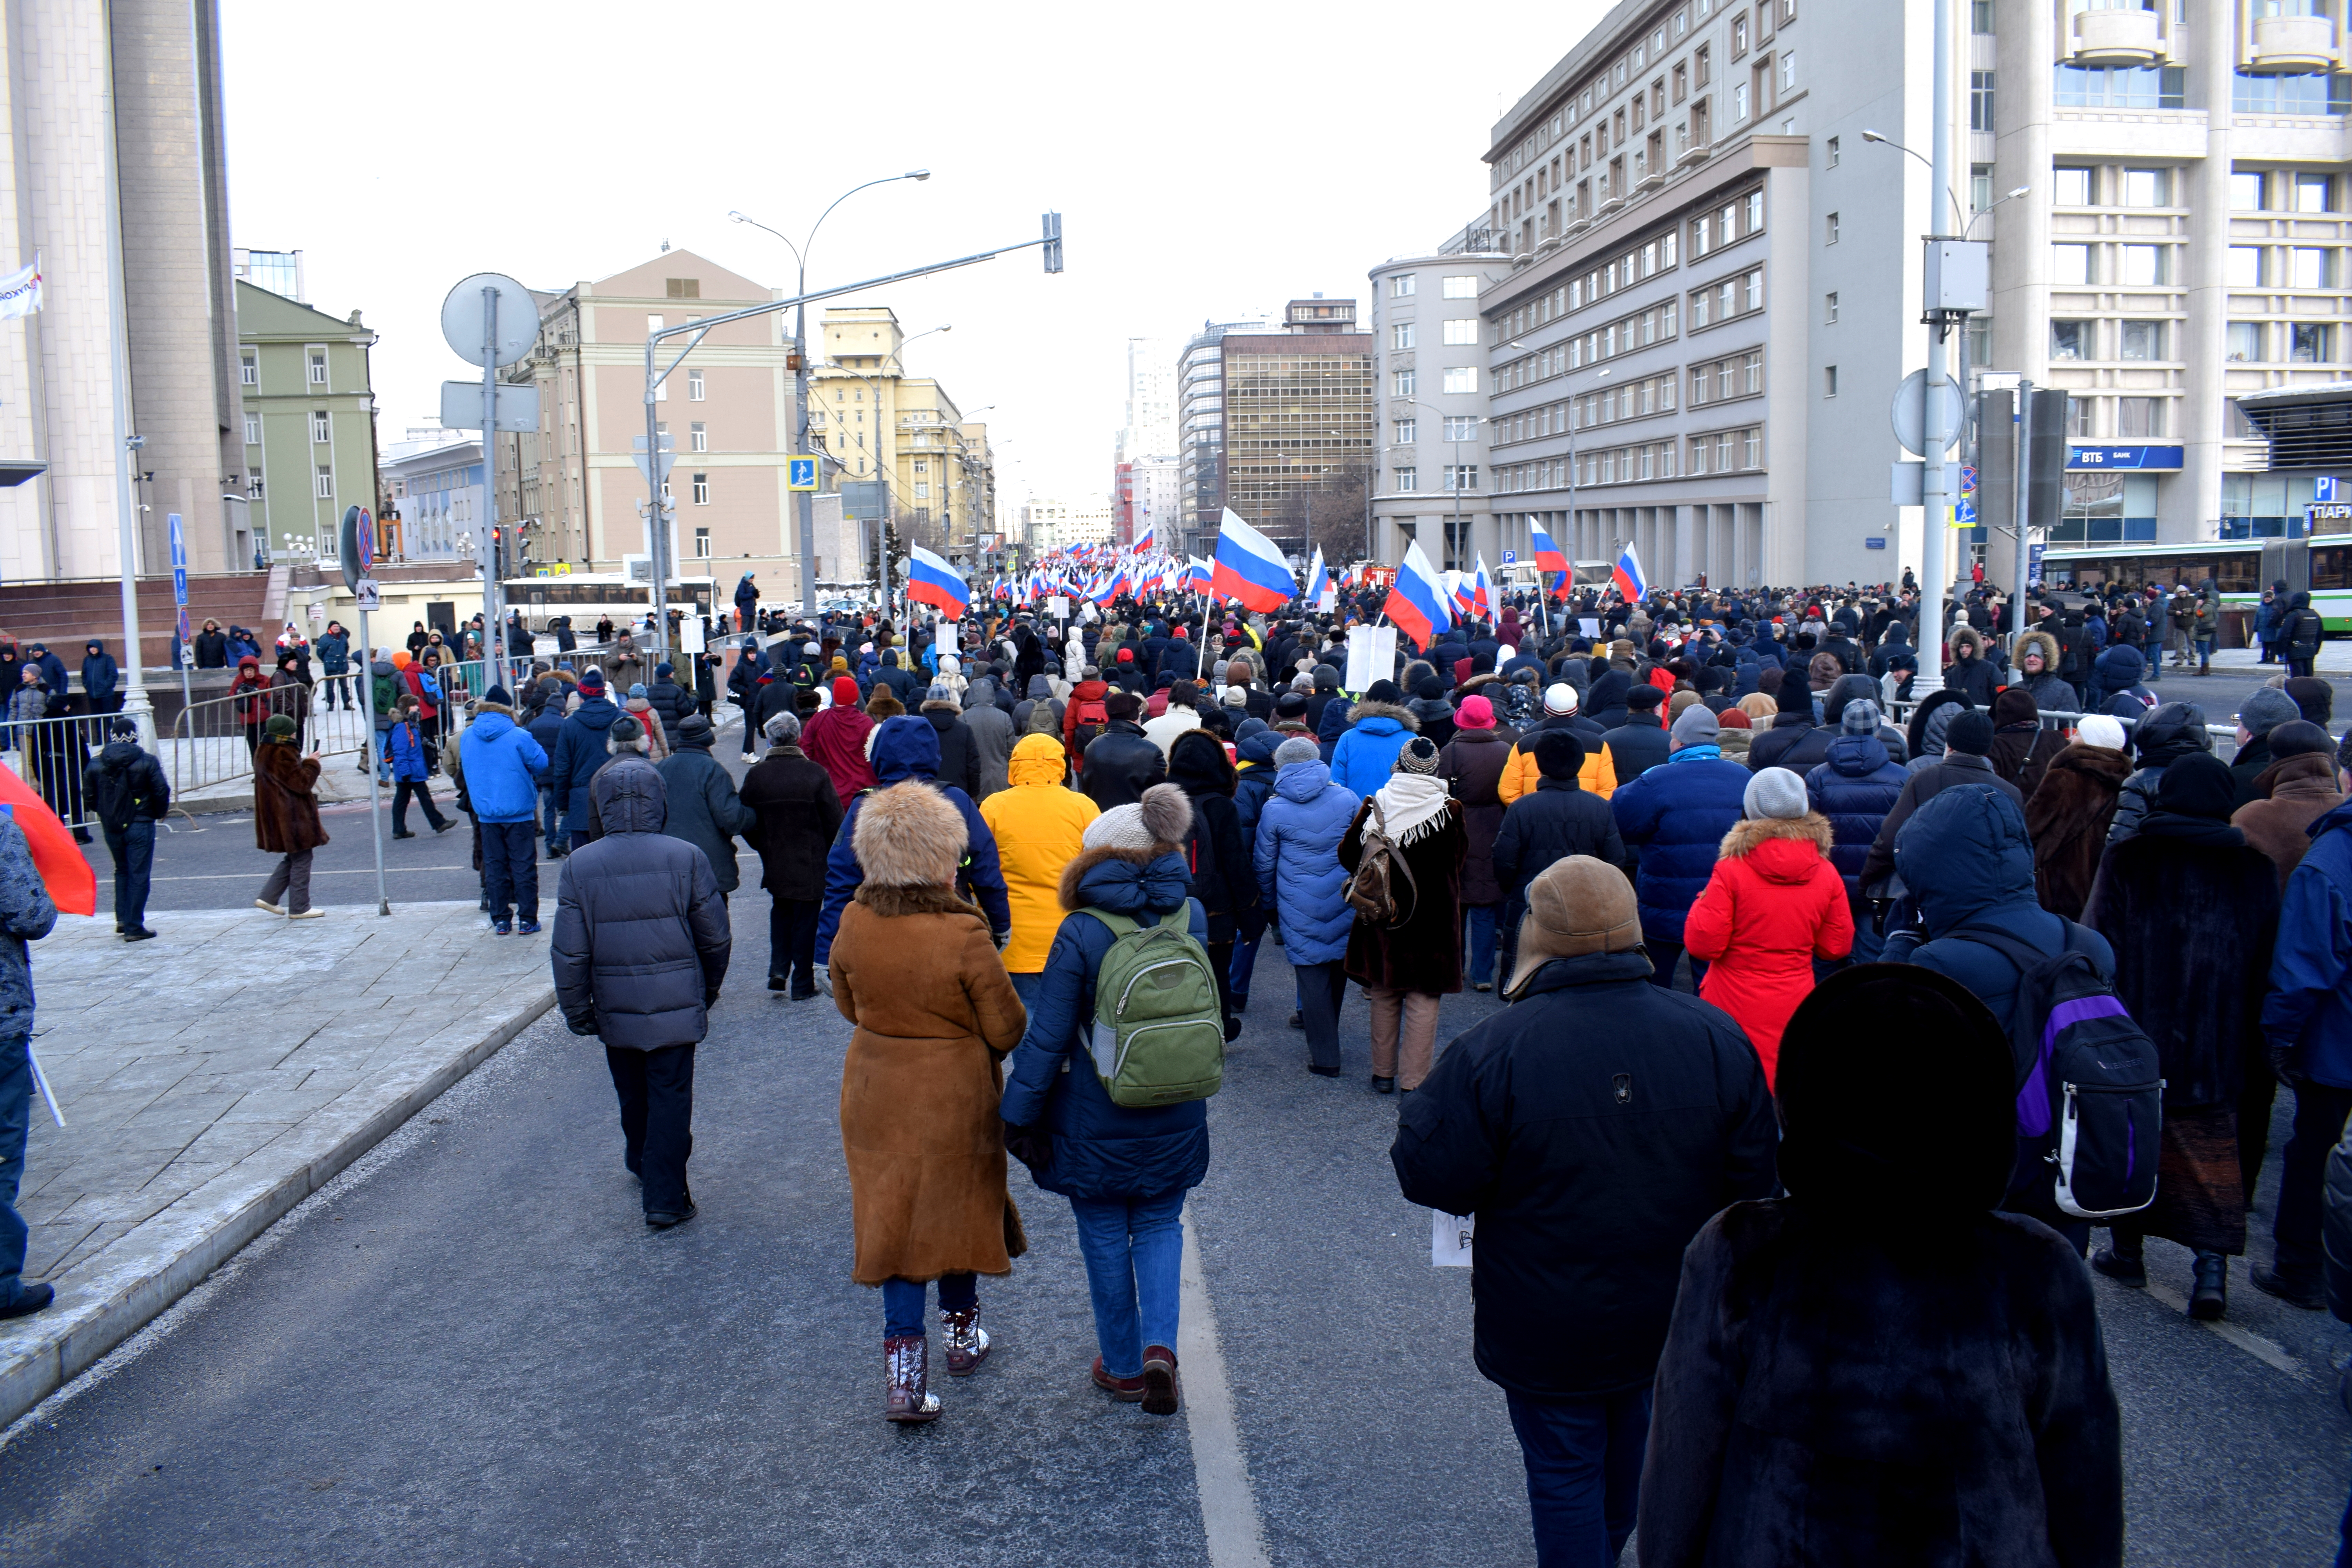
xmin=1841 ymin=697 xmax=1883 ymax=735
xmin=1543 ymin=682 xmax=1580 ymax=716
xmin=1366 ymin=679 xmax=1403 ymax=704
xmin=1274 ymin=736 xmax=1321 ymax=768
xmin=1744 ymin=766 xmax=1809 ymax=821
xmin=763 ymin=710 xmax=801 ymax=744
xmin=2240 ymin=686 xmax=2301 ymax=740
xmin=2286 ymin=675 xmax=2334 ymax=726
xmin=1668 ymin=690 xmax=1703 ymax=722
xmin=2075 ymin=713 xmax=2127 ymax=751
xmin=927 ymin=683 xmax=956 ymax=702
xmin=629 ymin=683 xmax=648 ymax=699
xmin=1944 ymin=710 xmax=1996 ymax=756
xmin=577 ymin=669 xmax=606 ymax=695
xmin=1456 ymin=694 xmax=1495 ymax=730
xmin=1670 ymin=705 xmax=1720 ymax=746
xmin=1224 ymin=685 xmax=1249 ymax=708
xmin=263 ymin=713 xmax=297 ymax=740
xmin=1082 ymin=782 xmax=1194 ymax=852
xmin=1393 ymin=736 xmax=1441 ymax=775
xmin=831 ymin=675 xmax=860 ymax=706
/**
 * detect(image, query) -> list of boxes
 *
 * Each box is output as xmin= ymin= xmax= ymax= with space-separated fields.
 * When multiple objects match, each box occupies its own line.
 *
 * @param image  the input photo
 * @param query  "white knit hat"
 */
xmin=1743 ymin=766 xmax=1809 ymax=821
xmin=1080 ymin=782 xmax=1194 ymax=851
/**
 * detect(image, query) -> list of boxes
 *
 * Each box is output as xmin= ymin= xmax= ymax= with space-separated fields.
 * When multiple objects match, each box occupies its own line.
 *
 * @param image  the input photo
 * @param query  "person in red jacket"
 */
xmin=1681 ymin=766 xmax=1853 ymax=1089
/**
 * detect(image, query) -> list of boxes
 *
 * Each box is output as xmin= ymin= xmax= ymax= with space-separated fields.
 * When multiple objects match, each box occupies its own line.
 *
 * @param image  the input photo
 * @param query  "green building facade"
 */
xmin=235 ymin=280 xmax=377 ymax=568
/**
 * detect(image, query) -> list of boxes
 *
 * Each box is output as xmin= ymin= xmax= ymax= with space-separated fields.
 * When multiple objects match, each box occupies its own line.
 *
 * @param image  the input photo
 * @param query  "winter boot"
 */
xmin=2253 ymin=1262 xmax=2327 ymax=1310
xmin=1140 ymin=1343 xmax=1182 ymax=1417
xmin=884 ymin=1335 xmax=941 ymax=1423
xmin=940 ymin=1306 xmax=991 ymax=1377
xmin=2091 ymin=1232 xmax=2146 ymax=1287
xmin=2189 ymin=1251 xmax=2228 ymax=1320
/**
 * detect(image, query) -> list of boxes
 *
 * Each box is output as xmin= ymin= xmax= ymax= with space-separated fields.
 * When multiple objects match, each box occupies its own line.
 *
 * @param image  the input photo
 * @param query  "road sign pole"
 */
xmin=481 ymin=286 xmax=505 ymax=677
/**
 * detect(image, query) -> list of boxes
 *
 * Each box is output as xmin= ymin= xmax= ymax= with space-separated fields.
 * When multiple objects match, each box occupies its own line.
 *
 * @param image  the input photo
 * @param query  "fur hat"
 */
xmin=1393 ymin=735 xmax=1441 ymax=775
xmin=607 ymin=714 xmax=649 ymax=754
xmin=854 ymin=781 xmax=968 ymax=887
xmin=2075 ymin=713 xmax=2127 ymax=751
xmin=1506 ymin=855 xmax=1643 ymax=996
xmin=1274 ymin=736 xmax=1321 ymax=768
xmin=1670 ymin=705 xmax=1720 ymax=746
xmin=1744 ymin=766 xmax=1809 ymax=821
xmin=1082 ymin=781 xmax=1194 ymax=853
xmin=763 ymin=710 xmax=802 ymax=744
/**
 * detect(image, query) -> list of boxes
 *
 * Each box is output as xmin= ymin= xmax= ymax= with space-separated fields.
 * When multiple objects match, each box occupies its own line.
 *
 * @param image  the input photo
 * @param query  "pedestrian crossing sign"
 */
xmin=788 ymin=457 xmax=818 ymax=491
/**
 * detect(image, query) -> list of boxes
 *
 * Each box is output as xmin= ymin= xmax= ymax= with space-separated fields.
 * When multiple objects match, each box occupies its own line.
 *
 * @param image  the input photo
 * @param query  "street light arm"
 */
xmin=804 ymin=172 xmax=930 ymax=271
xmin=1861 ymin=129 xmax=1968 ymax=234
xmin=728 ymin=211 xmax=804 ymax=274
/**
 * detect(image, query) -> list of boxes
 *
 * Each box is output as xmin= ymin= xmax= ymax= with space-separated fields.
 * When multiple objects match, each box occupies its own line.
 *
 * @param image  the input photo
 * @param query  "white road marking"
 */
xmin=1180 ymin=1205 xmax=1272 ymax=1568
xmin=2143 ymin=1281 xmax=2314 ymax=1384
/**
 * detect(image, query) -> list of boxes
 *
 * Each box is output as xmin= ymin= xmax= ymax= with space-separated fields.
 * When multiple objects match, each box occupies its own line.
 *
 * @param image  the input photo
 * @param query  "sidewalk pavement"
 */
xmin=2205 ymin=644 xmax=2352 ymax=673
xmin=0 ymin=900 xmax=554 ymax=1428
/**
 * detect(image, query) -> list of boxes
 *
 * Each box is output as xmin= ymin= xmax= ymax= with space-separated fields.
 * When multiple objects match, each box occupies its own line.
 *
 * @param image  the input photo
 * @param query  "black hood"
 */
xmin=2132 ymin=701 xmax=2212 ymax=767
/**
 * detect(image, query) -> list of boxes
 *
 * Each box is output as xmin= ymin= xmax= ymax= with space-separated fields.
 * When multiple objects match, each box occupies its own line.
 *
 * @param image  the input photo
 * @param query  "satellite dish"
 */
xmin=441 ymin=273 xmax=539 ymax=368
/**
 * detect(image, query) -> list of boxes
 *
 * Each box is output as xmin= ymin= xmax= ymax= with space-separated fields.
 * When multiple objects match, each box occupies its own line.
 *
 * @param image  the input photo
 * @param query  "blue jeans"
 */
xmin=1009 ymin=971 xmax=1044 ymax=1007
xmin=1504 ymin=1386 xmax=1653 ymax=1568
xmin=1464 ymin=903 xmax=1498 ymax=986
xmin=1229 ymin=905 xmax=1268 ymax=1003
xmin=540 ymin=783 xmax=561 ymax=842
xmin=0 ymin=1034 xmax=31 ymax=1305
xmin=1069 ymin=1191 xmax=1185 ymax=1379
xmin=882 ymin=1271 xmax=976 ymax=1339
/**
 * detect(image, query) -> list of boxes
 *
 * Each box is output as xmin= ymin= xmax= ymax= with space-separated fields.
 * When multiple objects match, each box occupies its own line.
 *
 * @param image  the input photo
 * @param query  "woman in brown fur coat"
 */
xmin=252 ymin=713 xmax=327 ymax=918
xmin=2023 ymin=713 xmax=2132 ymax=920
xmin=828 ymin=780 xmax=1027 ymax=1423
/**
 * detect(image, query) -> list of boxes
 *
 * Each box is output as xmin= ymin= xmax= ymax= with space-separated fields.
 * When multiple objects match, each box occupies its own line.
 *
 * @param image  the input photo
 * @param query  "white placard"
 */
xmin=1432 ymin=1209 xmax=1474 ymax=1267
xmin=1049 ymin=595 xmax=1070 ymax=619
xmin=1345 ymin=623 xmax=1396 ymax=694
xmin=1579 ymin=617 xmax=1601 ymax=638
xmin=681 ymin=615 xmax=707 ymax=654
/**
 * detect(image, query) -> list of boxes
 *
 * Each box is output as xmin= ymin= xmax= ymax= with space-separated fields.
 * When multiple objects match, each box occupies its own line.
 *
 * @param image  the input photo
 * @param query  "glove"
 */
xmin=812 ymin=963 xmax=832 ymax=997
xmin=992 ymin=928 xmax=1011 ymax=952
xmin=564 ymin=1013 xmax=599 ymax=1037
xmin=1004 ymin=1121 xmax=1053 ymax=1176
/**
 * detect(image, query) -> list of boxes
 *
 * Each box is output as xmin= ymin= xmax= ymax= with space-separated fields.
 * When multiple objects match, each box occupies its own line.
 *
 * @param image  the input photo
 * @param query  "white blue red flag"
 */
xmin=1382 ymin=541 xmax=1453 ymax=652
xmin=1210 ymin=509 xmax=1294 ymax=612
xmin=905 ymin=545 xmax=971 ymax=620
xmin=1612 ymin=544 xmax=1647 ymax=601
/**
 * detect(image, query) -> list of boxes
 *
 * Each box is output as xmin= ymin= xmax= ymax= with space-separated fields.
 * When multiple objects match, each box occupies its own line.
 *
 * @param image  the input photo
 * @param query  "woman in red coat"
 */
xmin=1682 ymin=766 xmax=1853 ymax=1089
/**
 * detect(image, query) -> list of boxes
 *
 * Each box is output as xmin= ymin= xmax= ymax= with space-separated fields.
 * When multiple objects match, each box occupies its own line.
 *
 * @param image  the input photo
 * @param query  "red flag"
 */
xmin=0 ymin=762 xmax=96 ymax=915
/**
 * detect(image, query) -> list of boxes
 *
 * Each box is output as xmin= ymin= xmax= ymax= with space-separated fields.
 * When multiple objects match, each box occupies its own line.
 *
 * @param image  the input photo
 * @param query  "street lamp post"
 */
xmin=731 ymin=171 xmax=930 ymax=621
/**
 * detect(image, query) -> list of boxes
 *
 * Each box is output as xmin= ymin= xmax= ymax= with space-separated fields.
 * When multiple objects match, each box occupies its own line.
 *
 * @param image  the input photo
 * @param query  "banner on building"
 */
xmin=0 ymin=257 xmax=41 ymax=320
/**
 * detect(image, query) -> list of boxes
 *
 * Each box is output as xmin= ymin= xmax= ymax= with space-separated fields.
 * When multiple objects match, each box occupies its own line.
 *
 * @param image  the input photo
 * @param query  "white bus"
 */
xmin=501 ymin=572 xmax=719 ymax=631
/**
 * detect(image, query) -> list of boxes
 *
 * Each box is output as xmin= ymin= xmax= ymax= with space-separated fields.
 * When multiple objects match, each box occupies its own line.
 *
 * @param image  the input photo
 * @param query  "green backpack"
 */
xmin=1078 ymin=909 xmax=1226 ymax=1107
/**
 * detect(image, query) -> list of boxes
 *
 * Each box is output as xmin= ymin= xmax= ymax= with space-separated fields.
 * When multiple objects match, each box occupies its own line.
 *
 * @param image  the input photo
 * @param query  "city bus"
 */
xmin=2039 ymin=537 xmax=2352 ymax=630
xmin=500 ymin=572 xmax=719 ymax=631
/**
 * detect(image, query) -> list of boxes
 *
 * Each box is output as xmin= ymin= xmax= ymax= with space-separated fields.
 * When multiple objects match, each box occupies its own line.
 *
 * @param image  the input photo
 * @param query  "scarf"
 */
xmin=1372 ymin=771 xmax=1452 ymax=847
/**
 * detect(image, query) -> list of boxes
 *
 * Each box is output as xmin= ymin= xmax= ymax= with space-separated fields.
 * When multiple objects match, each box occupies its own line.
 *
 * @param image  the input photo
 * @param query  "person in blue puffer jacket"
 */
xmin=2257 ymin=797 xmax=2352 ymax=1310
xmin=1609 ymin=706 xmax=1752 ymax=991
xmin=1254 ymin=736 xmax=1359 ymax=1075
xmin=1803 ymin=698 xmax=1909 ymax=962
xmin=814 ymin=716 xmax=1010 ymax=982
xmin=1329 ymin=680 xmax=1418 ymax=797
xmin=456 ymin=685 xmax=550 ymax=932
xmin=1000 ymin=784 xmax=1209 ymax=1415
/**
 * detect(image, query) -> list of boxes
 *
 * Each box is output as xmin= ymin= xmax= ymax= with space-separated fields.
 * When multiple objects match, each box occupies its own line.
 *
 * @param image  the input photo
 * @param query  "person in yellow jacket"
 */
xmin=1497 ymin=682 xmax=1617 ymax=805
xmin=978 ymin=732 xmax=1100 ymax=1004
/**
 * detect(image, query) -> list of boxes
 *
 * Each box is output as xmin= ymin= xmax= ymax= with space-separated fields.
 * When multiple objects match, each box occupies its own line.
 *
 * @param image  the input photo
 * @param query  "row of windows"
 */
xmin=1387 ymin=274 xmax=1483 ymax=299
xmin=2048 ymin=166 xmax=2341 ymax=212
xmin=2043 ymin=64 xmax=2347 ymax=116
xmin=1391 ymin=368 xmax=1481 ymax=398
xmin=1390 ymin=319 xmax=1481 ymax=350
xmin=1387 ymin=465 xmax=1480 ymax=493
xmin=1392 ymin=416 xmax=1481 ymax=444
xmin=1492 ymin=187 xmax=1763 ymax=345
xmin=238 ymin=350 xmax=330 ymax=387
xmin=2049 ymin=241 xmax=2352 ymax=290
xmin=1485 ymin=425 xmax=1764 ymax=495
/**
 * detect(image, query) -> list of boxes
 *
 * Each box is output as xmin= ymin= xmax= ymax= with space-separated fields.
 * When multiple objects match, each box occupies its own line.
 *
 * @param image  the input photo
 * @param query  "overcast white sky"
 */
xmin=221 ymin=0 xmax=1608 ymax=514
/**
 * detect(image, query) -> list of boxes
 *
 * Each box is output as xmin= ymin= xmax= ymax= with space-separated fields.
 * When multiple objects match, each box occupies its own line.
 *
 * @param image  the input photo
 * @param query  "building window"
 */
xmin=648 ymin=314 xmax=664 ymax=333
xmin=1394 ymin=417 xmax=1417 ymax=444
xmin=1394 ymin=466 xmax=1419 ymax=492
xmin=914 ymin=482 xmax=930 ymax=500
xmin=2050 ymin=319 xmax=2089 ymax=359
xmin=1443 ymin=465 xmax=1479 ymax=492
xmin=243 ymin=414 xmax=259 ymax=445
xmin=2227 ymin=321 xmax=2264 ymax=361
xmin=1969 ymin=71 xmax=1996 ymax=131
xmin=307 ymin=350 xmax=327 ymax=385
xmin=692 ymin=526 xmax=711 ymax=558
xmin=2300 ymin=173 xmax=2336 ymax=212
xmin=2294 ymin=247 xmax=2334 ymax=288
xmin=2119 ymin=244 xmax=2167 ymax=286
xmin=1390 ymin=275 xmax=1416 ymax=298
xmin=1969 ymin=165 xmax=1994 ymax=213
xmin=2051 ymin=244 xmax=2092 ymax=285
xmin=1826 ymin=134 xmax=1838 ymax=167
xmin=688 ymin=369 xmax=705 ymax=401
xmin=2054 ymin=167 xmax=2093 ymax=206
xmin=2119 ymin=319 xmax=2166 ymax=360
xmin=240 ymin=355 xmax=257 ymax=386
xmin=1971 ymin=0 xmax=1993 ymax=31
xmin=690 ymin=421 xmax=708 ymax=452
xmin=1780 ymin=50 xmax=1796 ymax=91
xmin=1732 ymin=81 xmax=1749 ymax=121
xmin=2122 ymin=167 xmax=2170 ymax=207
xmin=1731 ymin=11 xmax=1748 ymax=56
xmin=1442 ymin=275 xmax=1479 ymax=298
xmin=1825 ymin=291 xmax=1839 ymax=323
xmin=311 ymin=411 xmax=329 ymax=443
xmin=1444 ymin=415 xmax=1479 ymax=440
xmin=1826 ymin=211 xmax=1839 ymax=244
xmin=1394 ymin=369 xmax=1416 ymax=396
xmin=1442 ymin=318 xmax=1479 ymax=345
xmin=2232 ymin=69 xmax=2352 ymax=116
xmin=314 ymin=465 xmax=332 ymax=499
xmin=1393 ymin=323 xmax=1416 ymax=350
xmin=2293 ymin=322 xmax=2334 ymax=363
xmin=2227 ymin=246 xmax=2265 ymax=286
xmin=2232 ymin=171 xmax=2267 ymax=210
xmin=2060 ymin=64 xmax=2187 ymax=110
xmin=2118 ymin=397 xmax=2163 ymax=438
xmin=1443 ymin=366 xmax=1478 ymax=394
xmin=1824 ymin=365 xmax=1838 ymax=397
xmin=691 ymin=472 xmax=710 ymax=504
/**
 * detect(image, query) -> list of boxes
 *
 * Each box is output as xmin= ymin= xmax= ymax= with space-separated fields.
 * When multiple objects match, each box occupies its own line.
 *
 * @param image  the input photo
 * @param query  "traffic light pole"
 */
xmin=643 ymin=216 xmax=1062 ymax=649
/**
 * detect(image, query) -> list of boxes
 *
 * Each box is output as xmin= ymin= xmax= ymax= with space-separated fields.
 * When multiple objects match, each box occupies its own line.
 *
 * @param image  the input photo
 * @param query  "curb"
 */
xmin=0 ymin=981 xmax=556 ymax=1430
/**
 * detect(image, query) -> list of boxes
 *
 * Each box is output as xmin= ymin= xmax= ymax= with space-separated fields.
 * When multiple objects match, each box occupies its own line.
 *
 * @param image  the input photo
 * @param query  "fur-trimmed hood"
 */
xmin=854 ymin=879 xmax=988 ymax=925
xmin=1950 ymin=625 xmax=1987 ymax=660
xmin=1719 ymin=811 xmax=1835 ymax=860
xmin=1058 ymin=844 xmax=1159 ymax=911
xmin=1056 ymin=842 xmax=1193 ymax=918
xmin=1347 ymin=699 xmax=1420 ymax=731
xmin=852 ymin=780 xmax=968 ymax=887
xmin=2015 ymin=629 xmax=2062 ymax=672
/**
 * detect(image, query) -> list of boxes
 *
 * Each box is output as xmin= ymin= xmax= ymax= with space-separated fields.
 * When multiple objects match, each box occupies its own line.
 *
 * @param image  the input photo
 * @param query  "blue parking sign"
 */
xmin=2321 ymin=477 xmax=2339 ymax=504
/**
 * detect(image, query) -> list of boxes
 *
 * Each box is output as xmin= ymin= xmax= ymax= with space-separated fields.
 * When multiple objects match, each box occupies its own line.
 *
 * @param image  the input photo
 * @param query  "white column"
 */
xmin=2174 ymin=0 xmax=2234 ymax=543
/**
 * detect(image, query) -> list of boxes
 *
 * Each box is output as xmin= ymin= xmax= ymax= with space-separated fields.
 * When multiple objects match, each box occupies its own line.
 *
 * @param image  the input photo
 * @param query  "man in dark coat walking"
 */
xmin=1438 ymin=694 xmax=1515 ymax=991
xmin=1393 ymin=854 xmax=1775 ymax=1568
xmin=553 ymin=757 xmax=732 ymax=1229
xmin=548 ymin=670 xmax=622 ymax=849
xmin=83 ymin=717 xmax=169 ymax=940
xmin=656 ymin=714 xmax=755 ymax=895
xmin=1597 ymin=684 xmax=1670 ymax=781
xmin=737 ymin=712 xmax=842 ymax=997
xmin=917 ymin=684 xmax=983 ymax=800
xmin=1078 ymin=691 xmax=1168 ymax=811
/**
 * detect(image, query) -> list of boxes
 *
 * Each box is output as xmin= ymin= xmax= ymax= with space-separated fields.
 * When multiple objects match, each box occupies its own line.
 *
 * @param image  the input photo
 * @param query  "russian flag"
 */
xmin=1449 ymin=571 xmax=1475 ymax=619
xmin=906 ymin=544 xmax=971 ymax=621
xmin=1529 ymin=522 xmax=1572 ymax=600
xmin=1382 ymin=541 xmax=1453 ymax=653
xmin=1304 ymin=548 xmax=1332 ymax=612
xmin=1612 ymin=543 xmax=1647 ymax=601
xmin=1470 ymin=554 xmax=1493 ymax=620
xmin=1186 ymin=555 xmax=1213 ymax=592
xmin=1210 ymin=508 xmax=1294 ymax=613
xmin=1088 ymin=572 xmax=1120 ymax=606
xmin=1135 ymin=517 xmax=1156 ymax=555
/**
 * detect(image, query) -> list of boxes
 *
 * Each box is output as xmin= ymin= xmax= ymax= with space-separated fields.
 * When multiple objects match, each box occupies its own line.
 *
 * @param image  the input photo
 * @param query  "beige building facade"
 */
xmin=809 ymin=306 xmax=995 ymax=564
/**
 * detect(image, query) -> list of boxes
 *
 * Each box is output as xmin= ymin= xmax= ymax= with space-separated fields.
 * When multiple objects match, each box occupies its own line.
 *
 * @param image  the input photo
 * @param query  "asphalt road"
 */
xmin=0 ymin=906 xmax=2345 ymax=1565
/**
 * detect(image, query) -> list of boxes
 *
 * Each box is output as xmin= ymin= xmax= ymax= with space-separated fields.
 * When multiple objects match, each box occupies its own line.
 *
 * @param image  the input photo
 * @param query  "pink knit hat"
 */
xmin=1456 ymin=694 xmax=1496 ymax=730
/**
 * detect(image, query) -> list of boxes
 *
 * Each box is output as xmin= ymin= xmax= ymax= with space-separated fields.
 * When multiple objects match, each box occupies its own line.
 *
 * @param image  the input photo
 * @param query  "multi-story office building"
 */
xmin=1176 ymin=315 xmax=1271 ymax=554
xmin=1116 ymin=338 xmax=1179 ymax=464
xmin=1474 ymin=0 xmax=2352 ymax=591
xmin=236 ymin=282 xmax=380 ymax=566
xmin=382 ymin=432 xmax=483 ymax=566
xmin=1020 ymin=498 xmax=1114 ymax=555
xmin=0 ymin=0 xmax=248 ymax=583
xmin=1220 ymin=298 xmax=1376 ymax=560
xmin=809 ymin=307 xmax=993 ymax=563
xmin=1114 ymin=456 xmax=1180 ymax=548
xmin=1368 ymin=240 xmax=1514 ymax=572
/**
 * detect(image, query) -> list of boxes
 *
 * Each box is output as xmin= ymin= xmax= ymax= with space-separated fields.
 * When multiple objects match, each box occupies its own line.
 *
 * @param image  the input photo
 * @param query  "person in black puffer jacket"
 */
xmin=917 ymin=684 xmax=983 ymax=800
xmin=1746 ymin=674 xmax=1834 ymax=775
xmin=1168 ymin=729 xmax=1254 ymax=1033
xmin=2107 ymin=700 xmax=2213 ymax=847
xmin=1408 ymin=676 xmax=1458 ymax=750
xmin=644 ymin=662 xmax=699 ymax=750
xmin=1079 ymin=690 xmax=1169 ymax=810
xmin=1803 ymin=699 xmax=1908 ymax=959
